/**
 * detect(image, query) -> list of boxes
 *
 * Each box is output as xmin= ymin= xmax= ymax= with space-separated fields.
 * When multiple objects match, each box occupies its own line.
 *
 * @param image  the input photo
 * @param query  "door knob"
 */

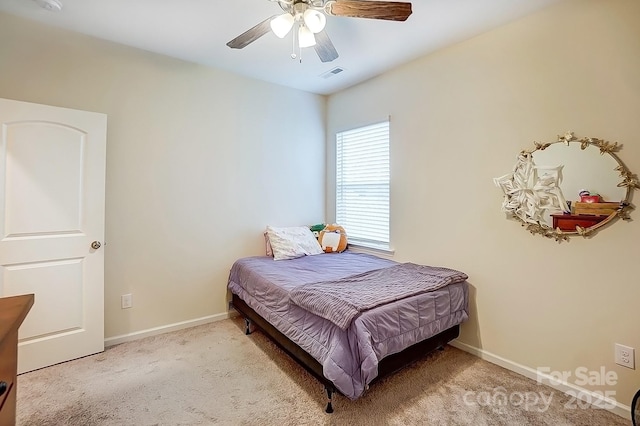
xmin=91 ymin=241 xmax=102 ymax=250
xmin=0 ymin=381 xmax=7 ymax=396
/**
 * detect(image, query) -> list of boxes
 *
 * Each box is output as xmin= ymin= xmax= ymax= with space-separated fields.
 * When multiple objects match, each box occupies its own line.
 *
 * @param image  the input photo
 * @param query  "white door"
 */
xmin=0 ymin=98 xmax=106 ymax=373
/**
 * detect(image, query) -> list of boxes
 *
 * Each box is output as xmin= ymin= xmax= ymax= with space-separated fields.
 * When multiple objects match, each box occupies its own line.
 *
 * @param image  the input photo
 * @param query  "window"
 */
xmin=336 ymin=120 xmax=390 ymax=250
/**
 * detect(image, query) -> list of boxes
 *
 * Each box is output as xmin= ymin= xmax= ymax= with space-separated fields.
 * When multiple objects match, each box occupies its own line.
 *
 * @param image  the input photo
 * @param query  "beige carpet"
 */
xmin=17 ymin=318 xmax=627 ymax=425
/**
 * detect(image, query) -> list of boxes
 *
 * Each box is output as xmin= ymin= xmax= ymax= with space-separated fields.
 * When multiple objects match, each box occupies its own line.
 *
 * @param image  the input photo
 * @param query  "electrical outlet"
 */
xmin=614 ymin=344 xmax=635 ymax=369
xmin=121 ymin=293 xmax=132 ymax=309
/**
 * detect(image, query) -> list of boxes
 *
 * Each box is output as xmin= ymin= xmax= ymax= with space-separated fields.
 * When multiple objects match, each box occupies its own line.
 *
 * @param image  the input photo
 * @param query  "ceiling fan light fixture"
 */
xmin=227 ymin=0 xmax=414 ymax=62
xmin=303 ymin=9 xmax=326 ymax=33
xmin=298 ymin=25 xmax=316 ymax=48
xmin=270 ymin=13 xmax=294 ymax=38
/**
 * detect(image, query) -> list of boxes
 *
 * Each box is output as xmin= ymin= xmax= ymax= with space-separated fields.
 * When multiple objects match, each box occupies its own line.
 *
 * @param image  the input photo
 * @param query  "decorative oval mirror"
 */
xmin=494 ymin=132 xmax=639 ymax=241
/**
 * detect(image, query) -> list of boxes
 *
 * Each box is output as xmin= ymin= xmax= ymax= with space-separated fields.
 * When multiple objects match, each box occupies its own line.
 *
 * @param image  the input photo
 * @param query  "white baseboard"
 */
xmin=449 ymin=340 xmax=630 ymax=419
xmin=104 ymin=312 xmax=235 ymax=347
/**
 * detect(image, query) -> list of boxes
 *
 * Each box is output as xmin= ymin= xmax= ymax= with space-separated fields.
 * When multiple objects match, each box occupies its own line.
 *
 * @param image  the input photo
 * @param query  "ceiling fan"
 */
xmin=226 ymin=0 xmax=412 ymax=63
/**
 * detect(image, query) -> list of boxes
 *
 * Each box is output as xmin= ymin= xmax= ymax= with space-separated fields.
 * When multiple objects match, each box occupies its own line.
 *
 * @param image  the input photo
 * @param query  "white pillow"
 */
xmin=265 ymin=226 xmax=324 ymax=261
xmin=264 ymin=232 xmax=273 ymax=257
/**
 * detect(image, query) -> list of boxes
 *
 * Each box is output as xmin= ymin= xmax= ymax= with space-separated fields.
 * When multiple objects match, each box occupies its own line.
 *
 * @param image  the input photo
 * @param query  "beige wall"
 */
xmin=2 ymin=0 xmax=639 ymax=412
xmin=0 ymin=13 xmax=326 ymax=339
xmin=327 ymin=0 xmax=640 ymax=408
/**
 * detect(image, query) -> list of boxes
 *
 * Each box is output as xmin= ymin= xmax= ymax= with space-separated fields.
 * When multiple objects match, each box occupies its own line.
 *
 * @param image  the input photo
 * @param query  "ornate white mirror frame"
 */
xmin=494 ymin=131 xmax=639 ymax=242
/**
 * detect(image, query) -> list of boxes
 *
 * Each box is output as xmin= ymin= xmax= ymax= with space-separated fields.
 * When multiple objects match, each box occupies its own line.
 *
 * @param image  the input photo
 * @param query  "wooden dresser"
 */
xmin=0 ymin=294 xmax=34 ymax=426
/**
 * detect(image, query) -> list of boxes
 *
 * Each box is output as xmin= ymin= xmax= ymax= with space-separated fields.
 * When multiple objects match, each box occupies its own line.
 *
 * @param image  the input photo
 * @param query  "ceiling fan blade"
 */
xmin=314 ymin=31 xmax=339 ymax=63
xmin=329 ymin=0 xmax=412 ymax=21
xmin=226 ymin=16 xmax=276 ymax=49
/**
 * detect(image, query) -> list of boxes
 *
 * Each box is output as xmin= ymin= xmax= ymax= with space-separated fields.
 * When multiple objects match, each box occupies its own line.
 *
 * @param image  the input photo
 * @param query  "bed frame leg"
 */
xmin=437 ymin=345 xmax=445 ymax=351
xmin=244 ymin=318 xmax=253 ymax=335
xmin=325 ymin=386 xmax=335 ymax=414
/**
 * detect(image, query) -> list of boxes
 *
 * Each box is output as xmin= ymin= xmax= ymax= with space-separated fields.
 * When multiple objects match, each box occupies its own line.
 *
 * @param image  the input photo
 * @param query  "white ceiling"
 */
xmin=0 ymin=0 xmax=564 ymax=95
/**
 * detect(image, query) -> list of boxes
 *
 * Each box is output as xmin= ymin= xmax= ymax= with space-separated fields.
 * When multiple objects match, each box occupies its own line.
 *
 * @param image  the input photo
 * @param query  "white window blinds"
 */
xmin=336 ymin=120 xmax=390 ymax=250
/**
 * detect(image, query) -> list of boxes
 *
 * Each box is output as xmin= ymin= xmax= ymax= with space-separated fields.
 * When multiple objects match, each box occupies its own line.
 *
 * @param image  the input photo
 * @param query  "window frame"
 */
xmin=335 ymin=119 xmax=391 ymax=251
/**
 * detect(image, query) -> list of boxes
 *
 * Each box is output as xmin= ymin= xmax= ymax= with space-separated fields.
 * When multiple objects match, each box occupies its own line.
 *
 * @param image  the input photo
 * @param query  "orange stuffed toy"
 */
xmin=318 ymin=224 xmax=348 ymax=253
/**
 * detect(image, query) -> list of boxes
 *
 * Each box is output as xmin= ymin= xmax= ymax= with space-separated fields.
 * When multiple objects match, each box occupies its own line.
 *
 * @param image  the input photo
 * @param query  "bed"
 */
xmin=227 ymin=251 xmax=469 ymax=412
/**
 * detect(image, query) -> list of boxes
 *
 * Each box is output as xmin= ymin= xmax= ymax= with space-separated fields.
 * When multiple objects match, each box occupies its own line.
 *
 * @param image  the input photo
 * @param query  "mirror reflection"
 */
xmin=532 ymin=143 xmax=626 ymax=229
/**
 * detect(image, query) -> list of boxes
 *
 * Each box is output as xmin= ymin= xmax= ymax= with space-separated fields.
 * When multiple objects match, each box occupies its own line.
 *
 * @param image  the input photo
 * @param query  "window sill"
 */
xmin=347 ymin=244 xmax=395 ymax=259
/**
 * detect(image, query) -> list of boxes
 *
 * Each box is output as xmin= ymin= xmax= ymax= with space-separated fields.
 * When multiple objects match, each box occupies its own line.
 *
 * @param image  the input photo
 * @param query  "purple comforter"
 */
xmin=227 ymin=252 xmax=468 ymax=400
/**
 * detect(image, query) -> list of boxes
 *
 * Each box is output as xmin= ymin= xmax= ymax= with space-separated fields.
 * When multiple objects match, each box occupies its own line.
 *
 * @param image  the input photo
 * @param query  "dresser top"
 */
xmin=0 ymin=294 xmax=34 ymax=343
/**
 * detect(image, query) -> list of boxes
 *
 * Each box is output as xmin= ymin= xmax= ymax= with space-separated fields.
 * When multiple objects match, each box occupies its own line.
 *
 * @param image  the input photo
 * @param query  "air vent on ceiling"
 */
xmin=320 ymin=67 xmax=345 ymax=79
